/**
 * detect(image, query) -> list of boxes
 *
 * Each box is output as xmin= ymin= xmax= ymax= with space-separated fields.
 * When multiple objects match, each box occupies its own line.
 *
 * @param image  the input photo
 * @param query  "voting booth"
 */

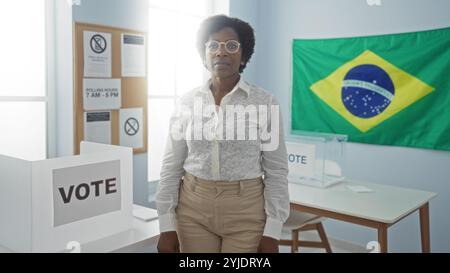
xmin=0 ymin=142 xmax=133 ymax=252
xmin=287 ymin=131 xmax=347 ymax=188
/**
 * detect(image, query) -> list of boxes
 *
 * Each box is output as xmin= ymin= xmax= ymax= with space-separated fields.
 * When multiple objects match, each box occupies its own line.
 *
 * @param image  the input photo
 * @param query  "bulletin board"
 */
xmin=73 ymin=22 xmax=148 ymax=155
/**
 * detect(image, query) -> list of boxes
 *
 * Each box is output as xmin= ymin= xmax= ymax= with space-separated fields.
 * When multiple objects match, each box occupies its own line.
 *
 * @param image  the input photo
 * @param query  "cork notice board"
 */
xmin=73 ymin=22 xmax=148 ymax=155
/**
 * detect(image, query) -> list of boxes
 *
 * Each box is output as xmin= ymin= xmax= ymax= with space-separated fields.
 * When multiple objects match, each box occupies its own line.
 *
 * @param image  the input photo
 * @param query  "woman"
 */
xmin=156 ymin=15 xmax=289 ymax=253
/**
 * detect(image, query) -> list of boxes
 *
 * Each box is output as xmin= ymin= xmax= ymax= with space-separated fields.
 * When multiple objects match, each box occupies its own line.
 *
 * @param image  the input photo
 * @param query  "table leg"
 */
xmin=377 ymin=225 xmax=388 ymax=253
xmin=419 ymin=202 xmax=430 ymax=253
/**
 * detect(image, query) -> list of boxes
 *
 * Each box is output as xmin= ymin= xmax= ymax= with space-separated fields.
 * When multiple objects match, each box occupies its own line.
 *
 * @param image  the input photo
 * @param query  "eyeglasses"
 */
xmin=205 ymin=40 xmax=241 ymax=54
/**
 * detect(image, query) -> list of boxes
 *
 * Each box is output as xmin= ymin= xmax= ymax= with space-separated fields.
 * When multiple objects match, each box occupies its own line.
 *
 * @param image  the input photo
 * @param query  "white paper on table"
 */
xmin=119 ymin=108 xmax=143 ymax=149
xmin=84 ymin=111 xmax=112 ymax=144
xmin=132 ymin=207 xmax=158 ymax=222
xmin=84 ymin=31 xmax=112 ymax=78
xmin=346 ymin=185 xmax=374 ymax=193
xmin=121 ymin=33 xmax=146 ymax=77
xmin=83 ymin=78 xmax=121 ymax=110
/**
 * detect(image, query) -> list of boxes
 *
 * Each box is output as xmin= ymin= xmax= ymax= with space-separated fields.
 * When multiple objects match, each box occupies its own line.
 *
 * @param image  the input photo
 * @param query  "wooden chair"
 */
xmin=279 ymin=210 xmax=332 ymax=253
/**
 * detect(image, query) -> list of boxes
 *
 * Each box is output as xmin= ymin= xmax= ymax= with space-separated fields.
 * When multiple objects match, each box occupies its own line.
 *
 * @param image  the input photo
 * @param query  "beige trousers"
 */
xmin=176 ymin=172 xmax=266 ymax=253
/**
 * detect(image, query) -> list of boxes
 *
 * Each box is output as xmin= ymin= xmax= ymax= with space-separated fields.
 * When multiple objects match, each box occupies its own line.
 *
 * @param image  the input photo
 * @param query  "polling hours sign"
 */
xmin=83 ymin=78 xmax=121 ymax=110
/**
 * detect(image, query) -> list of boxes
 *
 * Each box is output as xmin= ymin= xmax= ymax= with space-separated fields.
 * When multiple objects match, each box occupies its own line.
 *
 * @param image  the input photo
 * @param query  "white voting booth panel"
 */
xmin=0 ymin=142 xmax=133 ymax=252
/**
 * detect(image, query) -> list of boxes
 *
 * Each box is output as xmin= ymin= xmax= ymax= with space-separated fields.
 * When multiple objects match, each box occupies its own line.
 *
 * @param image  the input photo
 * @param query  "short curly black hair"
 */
xmin=196 ymin=15 xmax=255 ymax=73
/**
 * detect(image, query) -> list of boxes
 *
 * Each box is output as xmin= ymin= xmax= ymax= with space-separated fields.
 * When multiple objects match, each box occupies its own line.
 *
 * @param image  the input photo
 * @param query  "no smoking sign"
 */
xmin=90 ymin=34 xmax=107 ymax=54
xmin=124 ymin=118 xmax=139 ymax=136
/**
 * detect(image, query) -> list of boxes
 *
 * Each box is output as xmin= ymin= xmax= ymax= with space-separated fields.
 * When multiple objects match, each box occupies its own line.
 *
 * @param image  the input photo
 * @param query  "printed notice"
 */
xmin=84 ymin=111 xmax=112 ymax=145
xmin=121 ymin=33 xmax=146 ymax=77
xmin=84 ymin=31 xmax=112 ymax=78
xmin=83 ymin=78 xmax=121 ymax=110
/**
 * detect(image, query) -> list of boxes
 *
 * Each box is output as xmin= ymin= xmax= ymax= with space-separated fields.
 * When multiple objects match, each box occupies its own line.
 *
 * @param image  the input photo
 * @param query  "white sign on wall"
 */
xmin=119 ymin=108 xmax=143 ymax=149
xmin=121 ymin=33 xmax=146 ymax=77
xmin=286 ymin=142 xmax=316 ymax=178
xmin=52 ymin=160 xmax=121 ymax=227
xmin=83 ymin=78 xmax=121 ymax=110
xmin=84 ymin=111 xmax=112 ymax=144
xmin=84 ymin=31 xmax=112 ymax=78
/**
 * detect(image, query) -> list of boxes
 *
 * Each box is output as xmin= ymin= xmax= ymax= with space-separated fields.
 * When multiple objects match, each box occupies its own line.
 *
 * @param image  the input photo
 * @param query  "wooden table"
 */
xmin=288 ymin=180 xmax=437 ymax=253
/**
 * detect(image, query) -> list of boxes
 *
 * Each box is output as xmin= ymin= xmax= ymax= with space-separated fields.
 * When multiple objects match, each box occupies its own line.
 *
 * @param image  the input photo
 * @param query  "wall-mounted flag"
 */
xmin=292 ymin=27 xmax=450 ymax=151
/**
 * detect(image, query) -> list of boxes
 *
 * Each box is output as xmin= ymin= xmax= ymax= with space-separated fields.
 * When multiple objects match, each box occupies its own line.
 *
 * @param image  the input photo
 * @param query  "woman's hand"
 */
xmin=257 ymin=236 xmax=279 ymax=253
xmin=157 ymin=231 xmax=180 ymax=253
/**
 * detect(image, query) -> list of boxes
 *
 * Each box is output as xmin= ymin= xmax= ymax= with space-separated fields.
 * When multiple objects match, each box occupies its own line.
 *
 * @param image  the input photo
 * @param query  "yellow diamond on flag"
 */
xmin=310 ymin=50 xmax=434 ymax=132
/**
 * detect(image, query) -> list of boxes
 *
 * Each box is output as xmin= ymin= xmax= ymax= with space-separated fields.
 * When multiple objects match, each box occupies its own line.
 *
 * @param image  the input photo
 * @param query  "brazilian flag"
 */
xmin=292 ymin=27 xmax=450 ymax=151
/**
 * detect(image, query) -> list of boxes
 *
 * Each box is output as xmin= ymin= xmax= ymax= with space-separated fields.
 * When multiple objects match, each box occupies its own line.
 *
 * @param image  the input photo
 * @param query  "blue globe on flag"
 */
xmin=341 ymin=64 xmax=395 ymax=118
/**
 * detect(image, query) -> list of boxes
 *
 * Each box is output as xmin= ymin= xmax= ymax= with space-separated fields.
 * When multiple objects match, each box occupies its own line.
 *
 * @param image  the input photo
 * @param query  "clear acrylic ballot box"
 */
xmin=286 ymin=131 xmax=347 ymax=188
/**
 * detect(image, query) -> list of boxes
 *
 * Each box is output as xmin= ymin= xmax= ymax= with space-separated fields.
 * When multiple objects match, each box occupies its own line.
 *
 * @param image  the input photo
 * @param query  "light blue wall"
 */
xmin=229 ymin=0 xmax=259 ymax=82
xmin=230 ymin=0 xmax=450 ymax=252
xmin=71 ymin=0 xmax=150 ymax=207
xmin=73 ymin=0 xmax=148 ymax=32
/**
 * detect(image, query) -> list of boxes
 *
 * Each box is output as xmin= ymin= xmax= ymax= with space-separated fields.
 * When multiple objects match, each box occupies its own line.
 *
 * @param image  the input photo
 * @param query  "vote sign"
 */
xmin=52 ymin=160 xmax=121 ymax=227
xmin=286 ymin=142 xmax=316 ymax=178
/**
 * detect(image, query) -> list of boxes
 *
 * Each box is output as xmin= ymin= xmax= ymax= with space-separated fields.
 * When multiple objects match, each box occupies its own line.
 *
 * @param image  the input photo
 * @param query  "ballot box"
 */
xmin=286 ymin=131 xmax=347 ymax=188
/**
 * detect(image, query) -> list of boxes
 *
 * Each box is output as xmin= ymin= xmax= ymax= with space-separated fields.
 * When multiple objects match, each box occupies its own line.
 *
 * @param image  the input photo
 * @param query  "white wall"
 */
xmin=55 ymin=0 xmax=150 ymax=206
xmin=230 ymin=0 xmax=450 ymax=252
xmin=54 ymin=0 xmax=73 ymax=157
